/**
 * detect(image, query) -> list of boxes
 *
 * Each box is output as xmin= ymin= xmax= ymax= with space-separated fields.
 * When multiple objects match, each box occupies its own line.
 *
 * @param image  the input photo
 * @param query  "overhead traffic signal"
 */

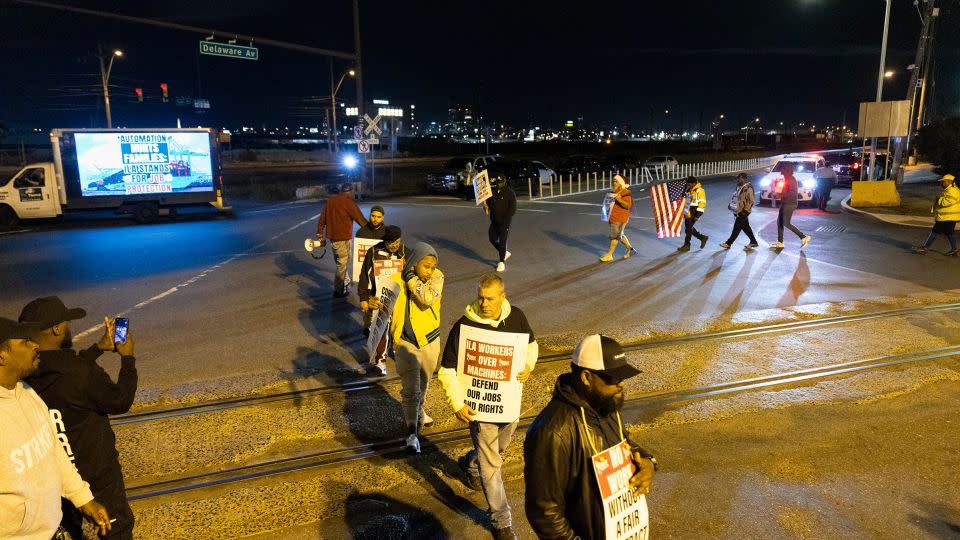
xmin=160 ymin=82 xmax=169 ymax=102
xmin=135 ymin=88 xmax=143 ymax=102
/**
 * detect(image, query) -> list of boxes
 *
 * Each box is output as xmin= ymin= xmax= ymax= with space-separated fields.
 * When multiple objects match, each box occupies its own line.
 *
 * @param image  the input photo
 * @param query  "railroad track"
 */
xmin=126 ymin=343 xmax=960 ymax=500
xmin=114 ymin=301 xmax=960 ymax=426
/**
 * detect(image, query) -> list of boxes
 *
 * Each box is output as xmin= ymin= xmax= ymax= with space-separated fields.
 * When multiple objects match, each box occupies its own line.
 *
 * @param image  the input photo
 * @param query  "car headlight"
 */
xmin=801 ymin=179 xmax=816 ymax=189
xmin=760 ymin=177 xmax=772 ymax=187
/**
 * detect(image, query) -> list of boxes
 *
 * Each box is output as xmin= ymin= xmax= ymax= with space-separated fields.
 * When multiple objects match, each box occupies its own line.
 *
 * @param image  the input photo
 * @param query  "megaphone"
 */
xmin=304 ymin=238 xmax=326 ymax=259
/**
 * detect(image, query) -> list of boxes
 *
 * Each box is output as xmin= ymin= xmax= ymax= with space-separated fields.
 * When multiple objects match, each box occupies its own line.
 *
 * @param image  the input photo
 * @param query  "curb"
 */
xmin=840 ymin=195 xmax=931 ymax=229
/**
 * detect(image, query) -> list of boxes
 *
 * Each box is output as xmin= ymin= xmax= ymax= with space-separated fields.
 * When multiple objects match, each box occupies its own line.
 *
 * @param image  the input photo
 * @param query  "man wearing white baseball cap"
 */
xmin=523 ymin=334 xmax=656 ymax=539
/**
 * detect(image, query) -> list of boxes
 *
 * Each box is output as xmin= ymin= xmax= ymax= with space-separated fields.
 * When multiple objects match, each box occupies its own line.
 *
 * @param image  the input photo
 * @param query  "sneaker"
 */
xmin=405 ymin=434 xmax=421 ymax=455
xmin=372 ymin=361 xmax=388 ymax=377
xmin=746 ymin=243 xmax=759 ymax=250
xmin=496 ymin=261 xmax=505 ymax=272
xmin=493 ymin=526 xmax=517 ymax=540
xmin=420 ymin=411 xmax=434 ymax=427
xmin=948 ymin=250 xmax=960 ymax=257
xmin=504 ymin=251 xmax=512 ymax=261
xmin=719 ymin=242 xmax=731 ymax=249
xmin=911 ymin=246 xmax=927 ymax=254
xmin=699 ymin=235 xmax=709 ymax=249
xmin=599 ymin=254 xmax=614 ymax=262
xmin=801 ymin=235 xmax=811 ymax=249
xmin=677 ymin=244 xmax=691 ymax=252
xmin=770 ymin=242 xmax=784 ymax=249
xmin=623 ymin=248 xmax=637 ymax=259
xmin=457 ymin=455 xmax=482 ymax=491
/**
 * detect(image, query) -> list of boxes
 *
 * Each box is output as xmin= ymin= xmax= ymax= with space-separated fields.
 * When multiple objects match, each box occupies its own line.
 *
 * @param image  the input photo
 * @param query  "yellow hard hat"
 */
xmin=942 ymin=174 xmax=956 ymax=182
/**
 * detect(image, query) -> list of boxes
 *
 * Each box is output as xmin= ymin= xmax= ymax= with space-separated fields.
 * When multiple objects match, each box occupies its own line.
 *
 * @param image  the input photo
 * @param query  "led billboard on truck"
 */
xmin=74 ymin=132 xmax=214 ymax=197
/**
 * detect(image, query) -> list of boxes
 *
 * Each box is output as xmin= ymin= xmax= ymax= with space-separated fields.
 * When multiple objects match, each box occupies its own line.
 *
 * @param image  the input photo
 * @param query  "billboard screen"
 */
xmin=73 ymin=132 xmax=214 ymax=197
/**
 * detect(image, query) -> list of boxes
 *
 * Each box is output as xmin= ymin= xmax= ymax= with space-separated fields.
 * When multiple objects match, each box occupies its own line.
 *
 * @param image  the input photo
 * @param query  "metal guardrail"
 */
xmin=527 ymin=155 xmax=783 ymax=200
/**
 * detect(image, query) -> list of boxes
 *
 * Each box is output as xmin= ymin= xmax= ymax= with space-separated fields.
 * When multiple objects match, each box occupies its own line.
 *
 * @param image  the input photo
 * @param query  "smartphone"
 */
xmin=113 ymin=318 xmax=129 ymax=344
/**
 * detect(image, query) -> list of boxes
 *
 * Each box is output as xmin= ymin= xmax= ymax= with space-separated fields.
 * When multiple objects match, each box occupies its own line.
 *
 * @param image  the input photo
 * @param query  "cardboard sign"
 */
xmin=456 ymin=325 xmax=527 ymax=423
xmin=366 ymin=278 xmax=401 ymax=358
xmin=592 ymin=440 xmax=650 ymax=540
xmin=351 ymin=237 xmax=382 ymax=283
xmin=601 ymin=194 xmax=616 ymax=222
xmin=474 ymin=170 xmax=492 ymax=206
xmin=373 ymin=258 xmax=404 ymax=279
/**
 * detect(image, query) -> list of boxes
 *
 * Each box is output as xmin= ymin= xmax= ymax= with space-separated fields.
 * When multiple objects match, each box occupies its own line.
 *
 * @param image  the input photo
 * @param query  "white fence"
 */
xmin=528 ymin=154 xmax=783 ymax=200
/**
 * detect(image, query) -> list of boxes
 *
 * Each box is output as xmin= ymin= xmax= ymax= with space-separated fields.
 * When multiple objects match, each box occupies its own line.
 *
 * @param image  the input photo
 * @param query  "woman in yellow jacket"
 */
xmin=388 ymin=242 xmax=443 ymax=453
xmin=913 ymin=174 xmax=960 ymax=255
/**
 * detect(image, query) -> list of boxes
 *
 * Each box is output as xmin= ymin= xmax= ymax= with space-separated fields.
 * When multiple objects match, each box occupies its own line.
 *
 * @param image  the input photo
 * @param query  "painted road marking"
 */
xmin=0 ymin=229 xmax=32 ymax=236
xmin=74 ymin=213 xmax=321 ymax=341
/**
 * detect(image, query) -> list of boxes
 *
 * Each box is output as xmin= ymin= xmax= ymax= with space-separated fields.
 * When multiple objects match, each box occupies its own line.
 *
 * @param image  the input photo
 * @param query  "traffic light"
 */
xmin=160 ymin=82 xmax=168 ymax=102
xmin=135 ymin=88 xmax=143 ymax=102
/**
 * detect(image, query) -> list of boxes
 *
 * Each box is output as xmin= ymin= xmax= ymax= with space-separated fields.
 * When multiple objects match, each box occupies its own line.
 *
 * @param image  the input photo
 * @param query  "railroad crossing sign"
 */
xmin=358 ymin=139 xmax=370 ymax=153
xmin=363 ymin=114 xmax=383 ymax=136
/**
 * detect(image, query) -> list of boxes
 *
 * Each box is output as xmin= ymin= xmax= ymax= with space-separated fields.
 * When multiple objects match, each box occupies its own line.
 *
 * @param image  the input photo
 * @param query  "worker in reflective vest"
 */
xmin=679 ymin=176 xmax=708 ymax=251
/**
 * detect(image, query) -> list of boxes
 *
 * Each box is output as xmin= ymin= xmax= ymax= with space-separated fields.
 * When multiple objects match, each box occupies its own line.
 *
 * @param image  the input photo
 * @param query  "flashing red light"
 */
xmin=852 ymin=162 xmax=860 ymax=169
xmin=134 ymin=88 xmax=143 ymax=102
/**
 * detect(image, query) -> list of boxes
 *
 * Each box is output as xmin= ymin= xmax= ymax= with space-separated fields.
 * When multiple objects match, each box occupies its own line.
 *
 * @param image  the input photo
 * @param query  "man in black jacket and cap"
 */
xmin=485 ymin=175 xmax=517 ymax=272
xmin=20 ymin=297 xmax=137 ymax=540
xmin=524 ymin=334 xmax=656 ymax=539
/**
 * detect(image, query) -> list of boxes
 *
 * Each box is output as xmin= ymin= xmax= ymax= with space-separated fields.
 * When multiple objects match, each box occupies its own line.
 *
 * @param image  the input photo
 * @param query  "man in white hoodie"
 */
xmin=437 ymin=274 xmax=538 ymax=540
xmin=0 ymin=317 xmax=111 ymax=539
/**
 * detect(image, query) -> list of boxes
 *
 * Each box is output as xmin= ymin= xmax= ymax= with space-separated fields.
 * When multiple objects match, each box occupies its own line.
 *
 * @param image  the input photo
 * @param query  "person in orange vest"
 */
xmin=600 ymin=175 xmax=637 ymax=261
xmin=678 ymin=176 xmax=708 ymax=252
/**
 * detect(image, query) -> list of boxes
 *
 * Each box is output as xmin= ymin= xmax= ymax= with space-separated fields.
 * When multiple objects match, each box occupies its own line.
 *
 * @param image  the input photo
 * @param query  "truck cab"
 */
xmin=0 ymin=163 xmax=61 ymax=228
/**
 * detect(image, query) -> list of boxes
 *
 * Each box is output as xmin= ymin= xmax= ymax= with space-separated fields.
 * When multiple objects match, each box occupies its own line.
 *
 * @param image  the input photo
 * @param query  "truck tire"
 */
xmin=0 ymin=205 xmax=18 ymax=231
xmin=133 ymin=203 xmax=159 ymax=224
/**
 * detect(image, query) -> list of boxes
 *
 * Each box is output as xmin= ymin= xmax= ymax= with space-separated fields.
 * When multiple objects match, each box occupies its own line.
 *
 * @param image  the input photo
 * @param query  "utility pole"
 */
xmin=868 ymin=0 xmax=892 ymax=182
xmin=352 ymin=0 xmax=368 ymax=192
xmin=329 ymin=58 xmax=338 ymax=153
xmin=891 ymin=0 xmax=938 ymax=184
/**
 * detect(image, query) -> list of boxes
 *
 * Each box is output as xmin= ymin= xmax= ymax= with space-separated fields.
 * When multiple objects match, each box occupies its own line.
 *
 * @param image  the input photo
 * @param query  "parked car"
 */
xmin=757 ymin=154 xmax=826 ymax=206
xmin=555 ymin=155 xmax=601 ymax=178
xmin=602 ymin=155 xmax=642 ymax=173
xmin=849 ymin=151 xmax=893 ymax=182
xmin=425 ymin=155 xmax=498 ymax=195
xmin=518 ymin=160 xmax=556 ymax=185
xmin=643 ymin=155 xmax=679 ymax=173
xmin=824 ymin=153 xmax=860 ymax=186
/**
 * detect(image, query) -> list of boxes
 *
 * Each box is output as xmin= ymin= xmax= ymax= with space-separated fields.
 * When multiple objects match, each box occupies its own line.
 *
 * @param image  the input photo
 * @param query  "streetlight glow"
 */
xmin=348 ymin=69 xmax=356 ymax=77
xmin=884 ymin=70 xmax=894 ymax=78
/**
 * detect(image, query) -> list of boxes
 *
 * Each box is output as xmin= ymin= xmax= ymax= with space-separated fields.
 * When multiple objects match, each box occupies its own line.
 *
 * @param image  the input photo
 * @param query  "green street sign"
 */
xmin=199 ymin=41 xmax=259 ymax=61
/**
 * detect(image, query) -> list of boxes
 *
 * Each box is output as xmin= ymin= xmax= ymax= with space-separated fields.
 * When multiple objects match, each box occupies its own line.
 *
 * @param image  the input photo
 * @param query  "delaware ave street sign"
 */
xmin=199 ymin=41 xmax=259 ymax=61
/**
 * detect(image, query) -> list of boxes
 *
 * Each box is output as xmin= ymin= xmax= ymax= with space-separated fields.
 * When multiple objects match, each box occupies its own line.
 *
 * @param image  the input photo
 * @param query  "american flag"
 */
xmin=649 ymin=179 xmax=688 ymax=238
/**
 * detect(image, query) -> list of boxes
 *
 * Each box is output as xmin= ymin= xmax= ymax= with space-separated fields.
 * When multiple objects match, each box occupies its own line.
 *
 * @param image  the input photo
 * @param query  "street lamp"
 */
xmin=98 ymin=47 xmax=123 ymax=128
xmin=329 ymin=63 xmax=356 ymax=153
xmin=884 ymin=70 xmax=895 ymax=78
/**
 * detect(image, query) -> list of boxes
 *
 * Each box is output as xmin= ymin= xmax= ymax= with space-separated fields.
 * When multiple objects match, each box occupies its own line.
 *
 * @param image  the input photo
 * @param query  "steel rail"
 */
xmin=126 ymin=343 xmax=960 ymax=500
xmin=113 ymin=301 xmax=960 ymax=426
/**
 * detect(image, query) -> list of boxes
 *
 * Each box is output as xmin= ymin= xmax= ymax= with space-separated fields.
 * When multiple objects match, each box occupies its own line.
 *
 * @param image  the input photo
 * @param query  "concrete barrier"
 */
xmin=850 ymin=180 xmax=901 ymax=207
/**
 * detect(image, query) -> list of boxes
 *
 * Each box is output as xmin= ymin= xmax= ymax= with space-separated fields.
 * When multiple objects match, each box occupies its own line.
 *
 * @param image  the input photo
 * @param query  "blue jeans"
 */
xmin=467 ymin=420 xmax=519 ymax=529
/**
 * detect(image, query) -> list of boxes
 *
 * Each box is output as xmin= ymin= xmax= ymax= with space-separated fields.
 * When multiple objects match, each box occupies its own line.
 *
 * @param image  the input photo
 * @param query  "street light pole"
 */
xmin=329 ymin=61 xmax=355 ymax=154
xmin=98 ymin=46 xmax=122 ymax=128
xmin=868 ymin=0 xmax=892 ymax=181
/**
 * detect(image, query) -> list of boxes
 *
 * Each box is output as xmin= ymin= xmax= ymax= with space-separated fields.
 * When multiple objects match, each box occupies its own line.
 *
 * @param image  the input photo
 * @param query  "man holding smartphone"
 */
xmin=19 ymin=296 xmax=137 ymax=540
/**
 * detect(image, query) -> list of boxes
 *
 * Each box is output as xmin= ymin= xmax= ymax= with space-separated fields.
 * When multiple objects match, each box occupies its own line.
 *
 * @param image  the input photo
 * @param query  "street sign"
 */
xmin=363 ymin=114 xmax=383 ymax=136
xmin=358 ymin=139 xmax=370 ymax=153
xmin=199 ymin=41 xmax=259 ymax=61
xmin=353 ymin=125 xmax=363 ymax=140
xmin=367 ymin=138 xmax=379 ymax=145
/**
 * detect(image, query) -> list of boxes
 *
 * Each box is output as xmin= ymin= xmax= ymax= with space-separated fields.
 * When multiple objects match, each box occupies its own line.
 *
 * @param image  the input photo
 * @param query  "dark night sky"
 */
xmin=1 ymin=0 xmax=958 ymax=130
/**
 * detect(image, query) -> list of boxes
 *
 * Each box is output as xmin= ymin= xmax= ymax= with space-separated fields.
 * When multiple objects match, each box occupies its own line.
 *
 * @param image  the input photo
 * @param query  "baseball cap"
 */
xmin=572 ymin=334 xmax=641 ymax=382
xmin=940 ymin=174 xmax=955 ymax=182
xmin=0 ymin=317 xmax=43 ymax=343
xmin=18 ymin=296 xmax=87 ymax=328
xmin=370 ymin=205 xmax=385 ymax=215
xmin=382 ymin=225 xmax=402 ymax=243
xmin=341 ymin=182 xmax=354 ymax=192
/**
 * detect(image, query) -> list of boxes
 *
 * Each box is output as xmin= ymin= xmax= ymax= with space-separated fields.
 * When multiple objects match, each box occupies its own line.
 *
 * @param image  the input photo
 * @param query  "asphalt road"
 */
xmin=1 ymin=170 xmax=957 ymax=403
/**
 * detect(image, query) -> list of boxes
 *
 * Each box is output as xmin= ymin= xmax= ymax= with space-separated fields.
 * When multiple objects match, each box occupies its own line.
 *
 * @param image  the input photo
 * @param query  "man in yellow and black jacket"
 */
xmin=678 ymin=176 xmax=708 ymax=251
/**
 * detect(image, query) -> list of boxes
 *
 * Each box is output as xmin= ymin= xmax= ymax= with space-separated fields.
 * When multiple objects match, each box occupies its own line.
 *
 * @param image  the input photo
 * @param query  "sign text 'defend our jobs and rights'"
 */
xmin=199 ymin=41 xmax=259 ymax=61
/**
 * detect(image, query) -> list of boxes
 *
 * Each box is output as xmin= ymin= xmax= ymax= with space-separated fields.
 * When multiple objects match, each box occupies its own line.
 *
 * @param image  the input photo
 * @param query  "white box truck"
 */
xmin=0 ymin=128 xmax=229 ymax=230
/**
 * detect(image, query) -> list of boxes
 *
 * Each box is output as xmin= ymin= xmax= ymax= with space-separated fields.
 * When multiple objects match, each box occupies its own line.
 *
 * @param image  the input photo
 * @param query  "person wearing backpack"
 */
xmin=599 ymin=175 xmax=637 ymax=261
xmin=720 ymin=173 xmax=759 ymax=250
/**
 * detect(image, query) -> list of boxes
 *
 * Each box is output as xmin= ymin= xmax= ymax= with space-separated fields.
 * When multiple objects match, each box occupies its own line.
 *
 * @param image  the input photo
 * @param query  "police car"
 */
xmin=757 ymin=154 xmax=828 ymax=207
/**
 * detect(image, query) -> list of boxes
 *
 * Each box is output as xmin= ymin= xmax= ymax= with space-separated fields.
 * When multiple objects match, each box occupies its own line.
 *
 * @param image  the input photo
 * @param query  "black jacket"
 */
xmin=487 ymin=185 xmax=517 ymax=224
xmin=524 ymin=373 xmax=652 ymax=540
xmin=355 ymin=222 xmax=386 ymax=240
xmin=25 ymin=345 xmax=137 ymax=486
xmin=358 ymin=241 xmax=408 ymax=302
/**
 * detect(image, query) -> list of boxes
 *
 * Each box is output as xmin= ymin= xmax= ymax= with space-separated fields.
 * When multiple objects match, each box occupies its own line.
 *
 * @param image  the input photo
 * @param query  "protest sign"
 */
xmin=456 ymin=325 xmax=527 ymax=423
xmin=601 ymin=193 xmax=616 ymax=222
xmin=351 ymin=237 xmax=382 ymax=283
xmin=373 ymin=258 xmax=404 ymax=279
xmin=592 ymin=440 xmax=650 ymax=540
xmin=474 ymin=170 xmax=492 ymax=206
xmin=366 ymin=278 xmax=401 ymax=357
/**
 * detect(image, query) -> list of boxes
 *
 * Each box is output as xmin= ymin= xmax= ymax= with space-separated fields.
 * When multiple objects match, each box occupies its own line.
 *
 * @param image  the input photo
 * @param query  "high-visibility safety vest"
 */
xmin=686 ymin=184 xmax=706 ymax=217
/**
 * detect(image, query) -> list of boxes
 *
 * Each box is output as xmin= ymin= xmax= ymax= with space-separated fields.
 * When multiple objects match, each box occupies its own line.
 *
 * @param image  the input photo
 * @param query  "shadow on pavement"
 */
xmin=778 ymin=252 xmax=810 ymax=307
xmin=543 ymin=230 xmax=607 ymax=256
xmin=908 ymin=499 xmax=960 ymax=539
xmin=343 ymin=491 xmax=450 ymax=539
xmin=420 ymin=234 xmax=491 ymax=265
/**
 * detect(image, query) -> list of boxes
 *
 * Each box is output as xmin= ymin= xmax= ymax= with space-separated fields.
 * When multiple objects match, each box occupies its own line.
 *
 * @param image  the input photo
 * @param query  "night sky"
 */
xmin=1 ymin=0 xmax=958 ymax=130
